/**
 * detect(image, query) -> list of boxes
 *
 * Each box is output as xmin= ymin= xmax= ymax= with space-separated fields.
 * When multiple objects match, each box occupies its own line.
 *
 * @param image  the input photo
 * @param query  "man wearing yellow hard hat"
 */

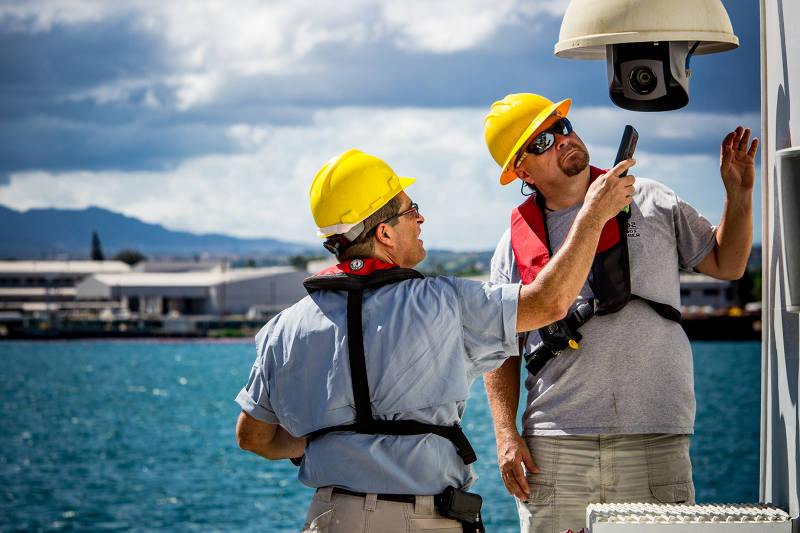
xmin=483 ymin=93 xmax=758 ymax=533
xmin=234 ymin=147 xmax=633 ymax=532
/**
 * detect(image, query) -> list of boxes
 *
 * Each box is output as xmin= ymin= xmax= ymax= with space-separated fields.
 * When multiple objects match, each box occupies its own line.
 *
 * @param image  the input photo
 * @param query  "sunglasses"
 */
xmin=515 ymin=118 xmax=573 ymax=167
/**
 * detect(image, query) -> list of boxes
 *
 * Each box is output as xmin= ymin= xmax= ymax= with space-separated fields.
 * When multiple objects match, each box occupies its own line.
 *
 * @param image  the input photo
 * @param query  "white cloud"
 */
xmin=4 ymin=1 xmax=568 ymax=110
xmin=381 ymin=1 xmax=516 ymax=53
xmin=142 ymin=89 xmax=160 ymax=109
xmin=167 ymin=72 xmax=222 ymax=111
xmin=382 ymin=0 xmax=572 ymax=53
xmin=0 ymin=0 xmax=126 ymax=32
xmin=0 ymin=104 xmax=760 ymax=251
xmin=65 ymin=78 xmax=155 ymax=106
xmin=227 ymin=124 xmax=270 ymax=149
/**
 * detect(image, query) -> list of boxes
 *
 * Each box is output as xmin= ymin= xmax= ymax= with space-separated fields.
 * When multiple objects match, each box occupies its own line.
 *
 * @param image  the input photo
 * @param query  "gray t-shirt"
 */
xmin=490 ymin=178 xmax=716 ymax=436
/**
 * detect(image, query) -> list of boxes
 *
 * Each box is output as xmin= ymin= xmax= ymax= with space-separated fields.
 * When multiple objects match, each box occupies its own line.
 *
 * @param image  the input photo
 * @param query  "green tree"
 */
xmin=112 ymin=249 xmax=147 ymax=266
xmin=751 ymin=268 xmax=762 ymax=303
xmin=91 ymin=231 xmax=104 ymax=260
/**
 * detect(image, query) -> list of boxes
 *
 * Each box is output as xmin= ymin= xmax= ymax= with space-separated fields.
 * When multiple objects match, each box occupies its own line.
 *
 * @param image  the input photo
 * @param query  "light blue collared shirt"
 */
xmin=236 ymin=275 xmax=519 ymax=494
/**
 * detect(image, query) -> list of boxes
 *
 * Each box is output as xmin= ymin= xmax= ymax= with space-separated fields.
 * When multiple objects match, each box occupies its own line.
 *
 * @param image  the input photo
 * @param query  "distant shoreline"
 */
xmin=0 ymin=314 xmax=761 ymax=341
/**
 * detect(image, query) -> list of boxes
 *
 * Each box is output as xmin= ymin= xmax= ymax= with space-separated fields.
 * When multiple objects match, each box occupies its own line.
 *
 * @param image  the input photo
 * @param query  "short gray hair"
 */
xmin=334 ymin=195 xmax=404 ymax=261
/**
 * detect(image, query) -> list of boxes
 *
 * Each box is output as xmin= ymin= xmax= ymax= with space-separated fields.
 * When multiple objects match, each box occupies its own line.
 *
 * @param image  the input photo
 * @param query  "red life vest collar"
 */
xmin=304 ymin=258 xmax=423 ymax=295
xmin=315 ymin=258 xmax=399 ymax=276
xmin=511 ymin=166 xmax=621 ymax=285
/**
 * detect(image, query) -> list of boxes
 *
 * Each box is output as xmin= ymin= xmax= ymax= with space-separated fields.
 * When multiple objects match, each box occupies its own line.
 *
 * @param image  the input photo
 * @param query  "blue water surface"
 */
xmin=0 ymin=340 xmax=761 ymax=532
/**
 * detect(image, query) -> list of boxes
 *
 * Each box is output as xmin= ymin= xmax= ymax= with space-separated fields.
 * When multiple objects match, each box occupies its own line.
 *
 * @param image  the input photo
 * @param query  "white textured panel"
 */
xmin=587 ymin=503 xmax=790 ymax=532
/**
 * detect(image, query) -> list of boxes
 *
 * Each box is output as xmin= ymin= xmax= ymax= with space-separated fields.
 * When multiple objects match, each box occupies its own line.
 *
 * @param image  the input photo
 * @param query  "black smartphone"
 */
xmin=614 ymin=125 xmax=638 ymax=214
xmin=614 ymin=125 xmax=638 ymax=175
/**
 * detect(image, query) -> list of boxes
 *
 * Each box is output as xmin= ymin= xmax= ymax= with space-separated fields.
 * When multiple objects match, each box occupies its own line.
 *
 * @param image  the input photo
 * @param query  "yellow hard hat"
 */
xmin=310 ymin=149 xmax=415 ymax=238
xmin=484 ymin=93 xmax=571 ymax=185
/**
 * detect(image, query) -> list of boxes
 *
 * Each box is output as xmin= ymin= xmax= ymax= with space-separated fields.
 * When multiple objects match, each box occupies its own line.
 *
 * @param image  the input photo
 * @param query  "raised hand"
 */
xmin=720 ymin=126 xmax=758 ymax=194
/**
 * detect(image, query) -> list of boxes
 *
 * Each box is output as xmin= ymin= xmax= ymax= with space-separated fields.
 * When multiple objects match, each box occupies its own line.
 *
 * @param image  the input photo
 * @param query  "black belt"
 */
xmin=330 ymin=487 xmax=483 ymax=532
xmin=331 ymin=487 xmax=418 ymax=504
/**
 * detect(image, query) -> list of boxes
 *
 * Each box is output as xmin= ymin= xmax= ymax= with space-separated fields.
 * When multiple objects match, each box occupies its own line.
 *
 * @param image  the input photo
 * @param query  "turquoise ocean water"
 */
xmin=0 ymin=340 xmax=760 ymax=532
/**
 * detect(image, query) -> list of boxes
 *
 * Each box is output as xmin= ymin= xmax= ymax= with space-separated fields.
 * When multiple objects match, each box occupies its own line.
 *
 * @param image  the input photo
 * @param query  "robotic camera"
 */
xmin=607 ymin=41 xmax=693 ymax=111
xmin=554 ymin=0 xmax=739 ymax=112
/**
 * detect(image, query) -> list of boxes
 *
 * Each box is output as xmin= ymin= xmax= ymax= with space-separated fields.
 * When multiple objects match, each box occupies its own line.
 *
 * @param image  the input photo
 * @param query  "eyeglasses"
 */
xmin=515 ymin=118 xmax=573 ymax=167
xmin=369 ymin=203 xmax=420 ymax=236
xmin=380 ymin=202 xmax=419 ymax=225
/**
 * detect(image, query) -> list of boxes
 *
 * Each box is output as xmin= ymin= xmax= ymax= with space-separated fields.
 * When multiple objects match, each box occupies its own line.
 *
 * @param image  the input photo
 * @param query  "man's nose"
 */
xmin=554 ymin=134 xmax=570 ymax=151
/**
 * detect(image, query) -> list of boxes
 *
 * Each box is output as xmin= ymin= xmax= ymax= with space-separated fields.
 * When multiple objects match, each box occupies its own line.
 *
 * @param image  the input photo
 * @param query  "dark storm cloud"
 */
xmin=0 ymin=16 xmax=165 ymax=111
xmin=0 ymin=115 xmax=242 ymax=173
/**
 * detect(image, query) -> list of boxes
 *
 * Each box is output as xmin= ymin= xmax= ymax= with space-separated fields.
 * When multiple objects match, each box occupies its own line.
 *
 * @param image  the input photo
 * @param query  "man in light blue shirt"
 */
xmin=235 ymin=148 xmax=634 ymax=533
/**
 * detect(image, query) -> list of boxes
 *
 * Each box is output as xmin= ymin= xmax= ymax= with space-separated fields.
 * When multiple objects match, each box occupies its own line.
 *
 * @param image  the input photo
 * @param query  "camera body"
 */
xmin=554 ymin=0 xmax=739 ymax=112
xmin=606 ymin=41 xmax=691 ymax=112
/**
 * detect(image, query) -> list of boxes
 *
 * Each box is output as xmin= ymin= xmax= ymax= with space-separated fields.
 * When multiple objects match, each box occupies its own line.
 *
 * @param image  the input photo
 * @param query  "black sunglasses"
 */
xmin=521 ymin=117 xmax=573 ymax=158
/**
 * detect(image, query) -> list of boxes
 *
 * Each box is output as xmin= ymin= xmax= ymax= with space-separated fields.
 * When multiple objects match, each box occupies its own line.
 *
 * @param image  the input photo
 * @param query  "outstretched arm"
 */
xmin=695 ymin=126 xmax=758 ymax=280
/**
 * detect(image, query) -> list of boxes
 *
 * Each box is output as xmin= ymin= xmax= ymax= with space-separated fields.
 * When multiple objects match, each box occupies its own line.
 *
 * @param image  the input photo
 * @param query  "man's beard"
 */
xmin=559 ymin=145 xmax=590 ymax=177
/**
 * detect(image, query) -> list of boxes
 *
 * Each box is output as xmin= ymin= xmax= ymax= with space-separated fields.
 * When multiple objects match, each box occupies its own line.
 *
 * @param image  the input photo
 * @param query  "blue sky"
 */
xmin=0 ymin=0 xmax=761 ymax=251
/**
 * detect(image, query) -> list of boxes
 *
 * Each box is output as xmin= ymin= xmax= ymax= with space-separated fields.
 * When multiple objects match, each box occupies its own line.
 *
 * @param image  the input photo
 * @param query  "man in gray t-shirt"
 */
xmin=483 ymin=93 xmax=758 ymax=533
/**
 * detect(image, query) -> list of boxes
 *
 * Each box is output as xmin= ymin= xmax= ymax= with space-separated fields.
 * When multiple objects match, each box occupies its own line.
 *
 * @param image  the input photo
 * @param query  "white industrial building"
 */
xmin=0 ymin=260 xmax=132 ymax=315
xmin=75 ymin=266 xmax=309 ymax=317
xmin=679 ymin=272 xmax=738 ymax=311
xmin=0 ymin=260 xmax=310 ymax=321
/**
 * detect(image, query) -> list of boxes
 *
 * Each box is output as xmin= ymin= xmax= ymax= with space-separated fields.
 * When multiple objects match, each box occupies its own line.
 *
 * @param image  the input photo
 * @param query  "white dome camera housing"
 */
xmin=555 ymin=0 xmax=739 ymax=112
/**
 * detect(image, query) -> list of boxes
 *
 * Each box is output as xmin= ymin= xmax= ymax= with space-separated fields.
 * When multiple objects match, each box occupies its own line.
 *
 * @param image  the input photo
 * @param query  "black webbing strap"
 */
xmin=347 ymin=290 xmax=373 ymax=427
xmin=306 ymin=286 xmax=477 ymax=465
xmin=307 ymin=421 xmax=477 ymax=464
xmin=631 ymin=295 xmax=682 ymax=323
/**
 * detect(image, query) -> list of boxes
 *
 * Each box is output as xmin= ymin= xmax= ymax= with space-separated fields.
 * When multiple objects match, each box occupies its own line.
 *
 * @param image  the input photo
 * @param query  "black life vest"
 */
xmin=510 ymin=166 xmax=681 ymax=322
xmin=301 ymin=258 xmax=477 ymax=465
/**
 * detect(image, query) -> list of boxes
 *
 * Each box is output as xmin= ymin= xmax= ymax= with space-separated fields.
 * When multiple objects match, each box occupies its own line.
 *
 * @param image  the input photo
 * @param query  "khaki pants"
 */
xmin=516 ymin=433 xmax=694 ymax=533
xmin=302 ymin=486 xmax=463 ymax=533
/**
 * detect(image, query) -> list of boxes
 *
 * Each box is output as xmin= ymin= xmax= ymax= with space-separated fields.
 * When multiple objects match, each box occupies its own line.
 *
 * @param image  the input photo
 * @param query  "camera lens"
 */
xmin=628 ymin=66 xmax=658 ymax=95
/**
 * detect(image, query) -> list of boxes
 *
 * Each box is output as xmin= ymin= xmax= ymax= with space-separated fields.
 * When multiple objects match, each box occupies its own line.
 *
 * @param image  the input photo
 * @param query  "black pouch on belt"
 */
xmin=435 ymin=486 xmax=485 ymax=532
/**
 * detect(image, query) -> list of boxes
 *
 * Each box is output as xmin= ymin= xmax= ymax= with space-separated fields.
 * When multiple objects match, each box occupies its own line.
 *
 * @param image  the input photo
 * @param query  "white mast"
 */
xmin=760 ymin=1 xmax=800 ymax=527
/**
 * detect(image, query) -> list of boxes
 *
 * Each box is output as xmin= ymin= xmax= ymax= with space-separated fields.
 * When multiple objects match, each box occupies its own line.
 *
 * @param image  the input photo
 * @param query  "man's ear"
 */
xmin=373 ymin=222 xmax=394 ymax=247
xmin=514 ymin=167 xmax=532 ymax=183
